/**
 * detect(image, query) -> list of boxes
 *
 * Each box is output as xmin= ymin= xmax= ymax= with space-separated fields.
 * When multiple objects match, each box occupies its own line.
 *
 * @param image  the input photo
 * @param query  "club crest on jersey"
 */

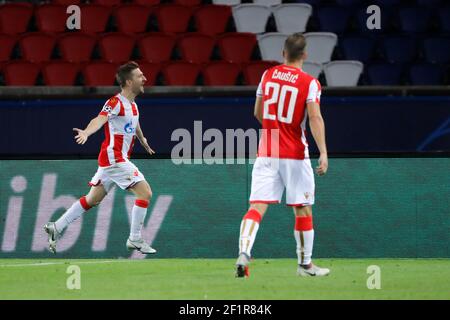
xmin=102 ymin=105 xmax=112 ymax=113
xmin=124 ymin=120 xmax=135 ymax=134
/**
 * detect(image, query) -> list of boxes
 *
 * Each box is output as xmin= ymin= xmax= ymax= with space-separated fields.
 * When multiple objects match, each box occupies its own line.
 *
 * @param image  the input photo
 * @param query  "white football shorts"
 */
xmin=249 ymin=157 xmax=315 ymax=206
xmin=89 ymin=160 xmax=145 ymax=192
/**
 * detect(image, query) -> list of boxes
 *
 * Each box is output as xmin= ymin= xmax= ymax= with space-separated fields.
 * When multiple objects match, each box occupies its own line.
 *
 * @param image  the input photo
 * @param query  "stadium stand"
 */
xmin=0 ymin=0 xmax=448 ymax=86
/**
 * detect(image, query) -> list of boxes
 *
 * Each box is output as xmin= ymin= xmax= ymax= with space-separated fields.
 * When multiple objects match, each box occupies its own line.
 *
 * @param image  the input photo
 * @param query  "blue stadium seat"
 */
xmin=295 ymin=0 xmax=321 ymax=6
xmin=335 ymin=0 xmax=362 ymax=6
xmin=409 ymin=64 xmax=444 ymax=85
xmin=382 ymin=36 xmax=417 ymax=64
xmin=423 ymin=37 xmax=450 ymax=64
xmin=317 ymin=6 xmax=350 ymax=34
xmin=398 ymin=7 xmax=431 ymax=33
xmin=438 ymin=6 xmax=450 ymax=33
xmin=372 ymin=0 xmax=400 ymax=6
xmin=416 ymin=0 xmax=441 ymax=7
xmin=340 ymin=36 xmax=375 ymax=63
xmin=367 ymin=63 xmax=403 ymax=85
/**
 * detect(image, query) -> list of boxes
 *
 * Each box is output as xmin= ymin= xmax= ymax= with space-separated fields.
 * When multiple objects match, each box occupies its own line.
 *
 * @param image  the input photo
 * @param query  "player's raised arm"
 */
xmin=307 ymin=101 xmax=328 ymax=175
xmin=73 ymin=114 xmax=108 ymax=145
xmin=136 ymin=121 xmax=155 ymax=155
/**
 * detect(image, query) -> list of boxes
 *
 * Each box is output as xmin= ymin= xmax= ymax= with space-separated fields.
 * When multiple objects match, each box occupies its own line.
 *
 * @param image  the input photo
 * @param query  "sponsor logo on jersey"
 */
xmin=124 ymin=120 xmax=135 ymax=134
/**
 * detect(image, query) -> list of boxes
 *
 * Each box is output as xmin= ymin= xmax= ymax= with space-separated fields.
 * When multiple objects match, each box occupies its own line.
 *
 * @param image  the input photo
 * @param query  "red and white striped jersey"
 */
xmin=256 ymin=64 xmax=321 ymax=160
xmin=97 ymin=94 xmax=139 ymax=167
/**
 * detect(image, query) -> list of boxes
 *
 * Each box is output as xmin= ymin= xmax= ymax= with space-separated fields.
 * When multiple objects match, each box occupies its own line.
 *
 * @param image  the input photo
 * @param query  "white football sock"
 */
xmin=294 ymin=229 xmax=314 ymax=265
xmin=55 ymin=196 xmax=91 ymax=233
xmin=239 ymin=209 xmax=262 ymax=257
xmin=129 ymin=200 xmax=149 ymax=241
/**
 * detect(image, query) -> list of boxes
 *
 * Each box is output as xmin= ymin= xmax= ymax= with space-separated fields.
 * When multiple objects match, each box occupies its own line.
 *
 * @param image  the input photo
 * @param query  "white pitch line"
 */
xmin=0 ymin=260 xmax=138 ymax=268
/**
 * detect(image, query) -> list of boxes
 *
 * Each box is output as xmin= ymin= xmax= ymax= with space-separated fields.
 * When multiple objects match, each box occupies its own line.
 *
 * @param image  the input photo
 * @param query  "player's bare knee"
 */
xmin=85 ymin=195 xmax=101 ymax=207
xmin=143 ymin=188 xmax=152 ymax=201
xmin=294 ymin=205 xmax=312 ymax=217
xmin=249 ymin=203 xmax=268 ymax=217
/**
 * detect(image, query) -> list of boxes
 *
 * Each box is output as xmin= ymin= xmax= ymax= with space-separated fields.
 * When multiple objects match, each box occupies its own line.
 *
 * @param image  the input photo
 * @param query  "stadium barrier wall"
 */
xmin=0 ymin=158 xmax=448 ymax=259
xmin=1 ymin=95 xmax=449 ymax=156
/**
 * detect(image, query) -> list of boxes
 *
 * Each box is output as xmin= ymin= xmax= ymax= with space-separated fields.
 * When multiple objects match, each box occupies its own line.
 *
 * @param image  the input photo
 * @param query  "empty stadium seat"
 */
xmin=409 ymin=63 xmax=443 ymax=85
xmin=304 ymin=32 xmax=337 ymax=64
xmin=99 ymin=33 xmax=136 ymax=64
xmin=367 ymin=63 xmax=403 ymax=85
xmin=398 ymin=7 xmax=431 ymax=33
xmin=138 ymin=33 xmax=176 ymax=63
xmin=0 ymin=34 xmax=16 ymax=63
xmin=253 ymin=0 xmax=282 ymax=5
xmin=317 ymin=6 xmax=350 ymax=34
xmin=335 ymin=0 xmax=361 ymax=6
xmin=133 ymin=0 xmax=161 ymax=5
xmin=136 ymin=61 xmax=161 ymax=86
xmin=423 ymin=37 xmax=450 ymax=64
xmin=383 ymin=36 xmax=417 ymax=64
xmin=3 ymin=61 xmax=40 ymax=86
xmin=217 ymin=32 xmax=257 ymax=63
xmin=302 ymin=61 xmax=322 ymax=78
xmin=174 ymin=0 xmax=202 ymax=6
xmin=53 ymin=0 xmax=81 ymax=4
xmin=58 ymin=33 xmax=96 ymax=63
xmin=258 ymin=32 xmax=288 ymax=63
xmin=203 ymin=61 xmax=241 ymax=86
xmin=242 ymin=61 xmax=278 ymax=85
xmin=177 ymin=33 xmax=215 ymax=63
xmin=35 ymin=4 xmax=67 ymax=33
xmin=232 ymin=4 xmax=271 ymax=34
xmin=80 ymin=5 xmax=112 ymax=34
xmin=340 ymin=36 xmax=375 ymax=63
xmin=19 ymin=33 xmax=56 ymax=63
xmin=83 ymin=62 xmax=118 ymax=86
xmin=194 ymin=5 xmax=232 ymax=36
xmin=416 ymin=0 xmax=441 ymax=6
xmin=42 ymin=61 xmax=79 ymax=86
xmin=438 ymin=6 xmax=450 ymax=33
xmin=296 ymin=0 xmax=321 ymax=5
xmin=0 ymin=3 xmax=33 ymax=35
xmin=162 ymin=61 xmax=200 ymax=85
xmin=212 ymin=0 xmax=241 ymax=5
xmin=155 ymin=4 xmax=193 ymax=33
xmin=113 ymin=5 xmax=152 ymax=33
xmin=323 ymin=60 xmax=363 ymax=86
xmin=272 ymin=4 xmax=312 ymax=34
xmin=373 ymin=0 xmax=400 ymax=6
xmin=93 ymin=0 xmax=122 ymax=6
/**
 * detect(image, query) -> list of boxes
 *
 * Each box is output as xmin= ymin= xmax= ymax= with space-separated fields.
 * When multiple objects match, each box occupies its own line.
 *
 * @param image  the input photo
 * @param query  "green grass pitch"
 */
xmin=0 ymin=259 xmax=448 ymax=300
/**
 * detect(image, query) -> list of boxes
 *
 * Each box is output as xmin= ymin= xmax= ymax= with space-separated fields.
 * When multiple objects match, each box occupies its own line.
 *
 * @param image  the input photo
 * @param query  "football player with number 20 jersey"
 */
xmin=44 ymin=62 xmax=157 ymax=255
xmin=236 ymin=33 xmax=331 ymax=278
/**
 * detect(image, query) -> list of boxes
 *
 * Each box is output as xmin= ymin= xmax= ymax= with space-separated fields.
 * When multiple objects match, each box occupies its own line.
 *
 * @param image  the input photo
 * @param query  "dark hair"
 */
xmin=116 ymin=61 xmax=140 ymax=88
xmin=284 ymin=33 xmax=307 ymax=62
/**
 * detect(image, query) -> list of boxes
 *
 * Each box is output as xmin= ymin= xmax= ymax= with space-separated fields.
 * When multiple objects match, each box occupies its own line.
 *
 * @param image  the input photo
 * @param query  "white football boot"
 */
xmin=43 ymin=222 xmax=60 ymax=254
xmin=297 ymin=263 xmax=331 ymax=277
xmin=126 ymin=238 xmax=157 ymax=254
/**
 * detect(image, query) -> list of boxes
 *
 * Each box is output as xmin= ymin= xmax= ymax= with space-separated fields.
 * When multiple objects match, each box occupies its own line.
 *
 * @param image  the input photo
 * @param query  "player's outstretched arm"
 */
xmin=307 ymin=102 xmax=328 ymax=176
xmin=253 ymin=96 xmax=263 ymax=124
xmin=73 ymin=115 xmax=108 ymax=145
xmin=136 ymin=122 xmax=155 ymax=155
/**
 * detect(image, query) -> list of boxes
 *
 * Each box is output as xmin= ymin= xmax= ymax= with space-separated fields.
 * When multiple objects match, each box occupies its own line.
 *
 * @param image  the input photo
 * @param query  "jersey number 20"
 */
xmin=263 ymin=82 xmax=298 ymax=124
